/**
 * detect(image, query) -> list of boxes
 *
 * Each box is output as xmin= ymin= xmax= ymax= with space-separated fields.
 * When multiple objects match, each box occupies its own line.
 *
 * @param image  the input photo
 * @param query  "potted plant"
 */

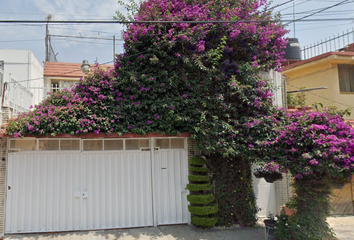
xmin=263 ymin=171 xmax=283 ymax=183
xmin=264 ymin=212 xmax=277 ymax=237
xmin=253 ymin=164 xmax=283 ymax=183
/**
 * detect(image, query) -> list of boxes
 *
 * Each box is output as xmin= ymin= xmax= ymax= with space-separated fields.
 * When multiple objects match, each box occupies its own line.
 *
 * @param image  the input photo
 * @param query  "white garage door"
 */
xmin=5 ymin=138 xmax=188 ymax=234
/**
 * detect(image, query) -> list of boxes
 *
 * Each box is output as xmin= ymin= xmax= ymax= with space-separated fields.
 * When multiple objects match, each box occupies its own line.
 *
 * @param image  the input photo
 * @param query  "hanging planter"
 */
xmin=253 ymin=170 xmax=263 ymax=178
xmin=253 ymin=167 xmax=283 ymax=183
xmin=264 ymin=172 xmax=283 ymax=183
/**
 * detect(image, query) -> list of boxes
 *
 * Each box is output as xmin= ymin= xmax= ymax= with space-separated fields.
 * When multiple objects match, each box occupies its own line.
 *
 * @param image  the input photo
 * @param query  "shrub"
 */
xmin=187 ymin=194 xmax=215 ymax=204
xmin=187 ymin=183 xmax=211 ymax=192
xmin=188 ymin=204 xmax=218 ymax=215
xmin=191 ymin=216 xmax=218 ymax=227
xmin=187 ymin=156 xmax=217 ymax=227
xmin=189 ymin=166 xmax=208 ymax=173
xmin=188 ymin=175 xmax=211 ymax=182
xmin=189 ymin=156 xmax=207 ymax=166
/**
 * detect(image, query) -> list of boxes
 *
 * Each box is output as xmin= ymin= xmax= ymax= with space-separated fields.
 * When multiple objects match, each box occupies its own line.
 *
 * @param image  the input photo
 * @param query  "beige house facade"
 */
xmin=283 ymin=45 xmax=354 ymax=121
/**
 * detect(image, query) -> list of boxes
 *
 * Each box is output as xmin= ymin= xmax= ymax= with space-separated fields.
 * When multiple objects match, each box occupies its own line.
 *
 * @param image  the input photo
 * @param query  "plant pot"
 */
xmin=264 ymin=219 xmax=277 ymax=236
xmin=253 ymin=170 xmax=263 ymax=178
xmin=264 ymin=172 xmax=283 ymax=183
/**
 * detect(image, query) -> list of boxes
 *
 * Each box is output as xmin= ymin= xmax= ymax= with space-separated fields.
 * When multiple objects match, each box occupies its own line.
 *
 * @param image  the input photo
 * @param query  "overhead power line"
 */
xmin=50 ymin=34 xmax=123 ymax=41
xmin=287 ymin=83 xmax=354 ymax=109
xmin=268 ymin=0 xmax=294 ymax=10
xmin=284 ymin=0 xmax=351 ymax=26
xmin=7 ymin=60 xmax=115 ymax=84
xmin=1 ymin=19 xmax=354 ymax=24
xmin=0 ymin=39 xmax=44 ymax=42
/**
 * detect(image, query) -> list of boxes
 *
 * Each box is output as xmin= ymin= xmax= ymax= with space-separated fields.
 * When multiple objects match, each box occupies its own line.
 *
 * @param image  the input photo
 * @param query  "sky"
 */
xmin=0 ymin=0 xmax=354 ymax=65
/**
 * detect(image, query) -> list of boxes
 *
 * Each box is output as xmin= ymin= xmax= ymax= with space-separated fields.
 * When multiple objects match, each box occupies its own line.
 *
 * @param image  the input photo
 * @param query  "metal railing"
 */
xmin=301 ymin=28 xmax=354 ymax=60
xmin=3 ymin=81 xmax=77 ymax=116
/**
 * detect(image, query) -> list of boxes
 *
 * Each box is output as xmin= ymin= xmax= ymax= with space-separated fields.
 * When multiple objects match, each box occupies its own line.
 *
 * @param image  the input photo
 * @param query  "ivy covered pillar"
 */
xmin=209 ymin=154 xmax=258 ymax=227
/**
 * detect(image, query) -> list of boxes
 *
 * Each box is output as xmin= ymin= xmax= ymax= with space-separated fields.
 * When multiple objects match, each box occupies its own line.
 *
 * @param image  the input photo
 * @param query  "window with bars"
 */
xmin=338 ymin=64 xmax=354 ymax=93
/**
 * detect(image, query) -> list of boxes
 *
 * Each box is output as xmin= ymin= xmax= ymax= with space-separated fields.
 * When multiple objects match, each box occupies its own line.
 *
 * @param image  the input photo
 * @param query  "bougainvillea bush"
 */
xmin=258 ymin=110 xmax=354 ymax=240
xmin=264 ymin=110 xmax=354 ymax=180
xmin=4 ymin=0 xmax=288 ymax=227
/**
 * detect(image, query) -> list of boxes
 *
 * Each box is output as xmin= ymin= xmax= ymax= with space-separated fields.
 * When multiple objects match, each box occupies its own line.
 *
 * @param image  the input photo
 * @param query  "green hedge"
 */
xmin=188 ymin=204 xmax=218 ymax=215
xmin=189 ymin=156 xmax=206 ymax=166
xmin=187 ymin=183 xmax=211 ymax=192
xmin=188 ymin=175 xmax=211 ymax=182
xmin=187 ymin=155 xmax=217 ymax=228
xmin=191 ymin=216 xmax=218 ymax=227
xmin=187 ymin=194 xmax=215 ymax=204
xmin=189 ymin=166 xmax=208 ymax=173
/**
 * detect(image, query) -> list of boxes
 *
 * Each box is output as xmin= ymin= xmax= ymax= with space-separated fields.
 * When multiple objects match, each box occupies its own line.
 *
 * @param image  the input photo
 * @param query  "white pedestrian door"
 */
xmin=154 ymin=138 xmax=189 ymax=225
xmin=5 ymin=150 xmax=153 ymax=233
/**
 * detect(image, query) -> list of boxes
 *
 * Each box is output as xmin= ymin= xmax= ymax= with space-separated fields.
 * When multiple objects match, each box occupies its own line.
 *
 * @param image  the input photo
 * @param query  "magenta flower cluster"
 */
xmin=266 ymin=110 xmax=354 ymax=179
xmin=123 ymin=0 xmax=287 ymax=70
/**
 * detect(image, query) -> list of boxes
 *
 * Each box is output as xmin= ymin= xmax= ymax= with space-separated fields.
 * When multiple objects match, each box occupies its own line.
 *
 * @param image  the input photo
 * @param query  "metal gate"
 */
xmin=330 ymin=179 xmax=354 ymax=215
xmin=5 ymin=137 xmax=189 ymax=233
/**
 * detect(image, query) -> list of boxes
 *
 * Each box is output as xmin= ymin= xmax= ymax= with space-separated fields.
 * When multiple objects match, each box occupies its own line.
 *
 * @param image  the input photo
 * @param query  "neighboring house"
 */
xmin=282 ymin=43 xmax=354 ymax=121
xmin=0 ymin=49 xmax=43 ymax=121
xmin=43 ymin=62 xmax=113 ymax=91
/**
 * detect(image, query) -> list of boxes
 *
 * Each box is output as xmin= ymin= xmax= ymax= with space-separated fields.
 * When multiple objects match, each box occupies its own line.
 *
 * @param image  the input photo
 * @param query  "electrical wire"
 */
xmin=0 ymin=39 xmax=44 ymax=42
xmin=284 ymin=0 xmax=352 ymax=26
xmin=1 ymin=19 xmax=354 ymax=24
xmin=276 ymin=0 xmax=311 ymax=12
xmin=6 ymin=60 xmax=114 ymax=84
xmin=268 ymin=0 xmax=294 ymax=10
xmin=54 ymin=38 xmax=124 ymax=45
xmin=285 ymin=58 xmax=354 ymax=83
xmin=287 ymin=82 xmax=354 ymax=109
xmin=50 ymin=34 xmax=123 ymax=41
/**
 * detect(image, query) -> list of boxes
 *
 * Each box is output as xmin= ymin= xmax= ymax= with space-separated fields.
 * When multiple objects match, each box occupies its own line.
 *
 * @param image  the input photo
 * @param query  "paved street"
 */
xmin=327 ymin=216 xmax=354 ymax=240
xmin=2 ymin=216 xmax=353 ymax=240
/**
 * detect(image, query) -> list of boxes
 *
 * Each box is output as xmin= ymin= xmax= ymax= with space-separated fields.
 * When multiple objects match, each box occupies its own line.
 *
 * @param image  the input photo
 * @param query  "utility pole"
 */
xmin=113 ymin=35 xmax=116 ymax=62
xmin=45 ymin=14 xmax=52 ymax=62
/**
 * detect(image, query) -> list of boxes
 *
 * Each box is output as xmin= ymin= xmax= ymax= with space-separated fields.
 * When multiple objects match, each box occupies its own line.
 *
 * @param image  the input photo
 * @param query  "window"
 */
xmin=83 ymin=140 xmax=103 ymax=151
xmin=125 ymin=139 xmax=149 ymax=150
xmin=60 ymin=139 xmax=80 ymax=150
xmin=338 ymin=64 xmax=354 ymax=93
xmin=155 ymin=138 xmax=184 ymax=149
xmin=10 ymin=139 xmax=36 ymax=151
xmin=50 ymin=79 xmax=77 ymax=93
xmin=104 ymin=140 xmax=123 ymax=150
xmin=39 ymin=140 xmax=59 ymax=150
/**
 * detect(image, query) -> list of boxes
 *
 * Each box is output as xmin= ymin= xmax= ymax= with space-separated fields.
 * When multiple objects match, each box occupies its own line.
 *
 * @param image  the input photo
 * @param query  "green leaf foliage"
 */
xmin=189 ymin=156 xmax=206 ymax=166
xmin=187 ymin=184 xmax=211 ymax=192
xmin=188 ymin=204 xmax=218 ymax=216
xmin=191 ymin=216 xmax=218 ymax=228
xmin=189 ymin=166 xmax=208 ymax=173
xmin=187 ymin=194 xmax=215 ymax=204
xmin=188 ymin=175 xmax=211 ymax=182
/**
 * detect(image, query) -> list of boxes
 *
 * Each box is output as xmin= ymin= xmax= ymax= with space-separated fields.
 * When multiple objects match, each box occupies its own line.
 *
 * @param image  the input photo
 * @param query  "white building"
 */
xmin=0 ymin=49 xmax=43 ymax=121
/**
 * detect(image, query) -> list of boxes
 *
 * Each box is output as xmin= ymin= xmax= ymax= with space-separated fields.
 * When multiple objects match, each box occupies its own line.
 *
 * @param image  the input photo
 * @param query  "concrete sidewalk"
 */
xmin=3 ymin=216 xmax=354 ymax=240
xmin=3 ymin=225 xmax=265 ymax=240
xmin=327 ymin=216 xmax=354 ymax=240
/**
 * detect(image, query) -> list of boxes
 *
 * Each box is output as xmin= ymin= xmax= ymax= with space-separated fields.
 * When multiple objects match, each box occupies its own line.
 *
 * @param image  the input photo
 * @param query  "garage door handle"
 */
xmin=8 ymin=186 xmax=11 ymax=190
